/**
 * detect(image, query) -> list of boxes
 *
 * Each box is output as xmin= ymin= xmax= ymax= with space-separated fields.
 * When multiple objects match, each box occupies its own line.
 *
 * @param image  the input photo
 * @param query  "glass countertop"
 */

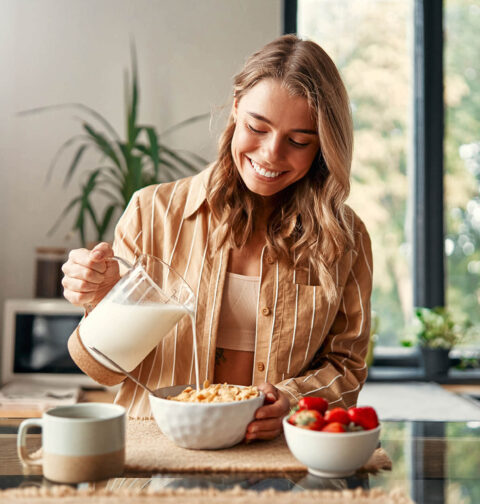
xmin=1 ymin=419 xmax=479 ymax=504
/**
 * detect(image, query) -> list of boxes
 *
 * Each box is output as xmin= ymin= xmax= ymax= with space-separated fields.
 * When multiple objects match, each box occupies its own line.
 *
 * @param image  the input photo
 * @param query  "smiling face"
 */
xmin=231 ymin=79 xmax=320 ymax=198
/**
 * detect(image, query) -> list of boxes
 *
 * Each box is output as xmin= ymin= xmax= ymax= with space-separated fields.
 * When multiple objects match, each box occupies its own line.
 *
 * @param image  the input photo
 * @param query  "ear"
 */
xmin=232 ymin=97 xmax=239 ymax=122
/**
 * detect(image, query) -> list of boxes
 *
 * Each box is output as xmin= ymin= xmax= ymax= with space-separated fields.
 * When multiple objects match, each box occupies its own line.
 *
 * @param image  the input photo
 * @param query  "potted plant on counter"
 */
xmin=403 ymin=307 xmax=468 ymax=379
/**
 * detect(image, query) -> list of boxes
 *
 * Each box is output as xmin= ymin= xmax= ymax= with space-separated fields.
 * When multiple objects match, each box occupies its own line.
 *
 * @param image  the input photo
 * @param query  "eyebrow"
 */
xmin=247 ymin=111 xmax=318 ymax=135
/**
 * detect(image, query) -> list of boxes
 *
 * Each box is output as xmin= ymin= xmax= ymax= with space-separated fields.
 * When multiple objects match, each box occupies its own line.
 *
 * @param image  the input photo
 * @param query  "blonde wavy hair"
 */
xmin=207 ymin=34 xmax=355 ymax=302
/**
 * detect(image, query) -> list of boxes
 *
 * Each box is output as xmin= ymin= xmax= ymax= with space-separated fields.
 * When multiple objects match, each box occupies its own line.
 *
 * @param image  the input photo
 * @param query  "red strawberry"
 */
xmin=288 ymin=409 xmax=325 ymax=431
xmin=321 ymin=422 xmax=346 ymax=433
xmin=298 ymin=397 xmax=329 ymax=415
xmin=324 ymin=407 xmax=350 ymax=425
xmin=347 ymin=406 xmax=379 ymax=430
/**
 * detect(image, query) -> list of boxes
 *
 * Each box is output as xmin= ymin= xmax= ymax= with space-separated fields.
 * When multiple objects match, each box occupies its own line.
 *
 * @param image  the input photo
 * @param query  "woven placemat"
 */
xmin=0 ymin=486 xmax=414 ymax=504
xmin=125 ymin=420 xmax=391 ymax=474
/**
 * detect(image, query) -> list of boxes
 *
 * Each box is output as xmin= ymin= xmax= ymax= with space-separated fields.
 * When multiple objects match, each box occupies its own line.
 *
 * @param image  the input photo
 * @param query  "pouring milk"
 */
xmin=78 ymin=254 xmax=200 ymax=391
xmin=80 ymin=300 xmax=189 ymax=372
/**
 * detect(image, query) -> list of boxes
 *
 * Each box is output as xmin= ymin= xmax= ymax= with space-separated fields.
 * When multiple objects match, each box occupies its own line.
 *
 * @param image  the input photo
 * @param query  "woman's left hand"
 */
xmin=245 ymin=382 xmax=290 ymax=441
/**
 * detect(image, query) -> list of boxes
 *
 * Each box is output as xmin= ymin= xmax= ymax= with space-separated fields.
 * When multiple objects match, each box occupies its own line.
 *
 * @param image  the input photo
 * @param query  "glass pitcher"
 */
xmin=79 ymin=254 xmax=196 ymax=375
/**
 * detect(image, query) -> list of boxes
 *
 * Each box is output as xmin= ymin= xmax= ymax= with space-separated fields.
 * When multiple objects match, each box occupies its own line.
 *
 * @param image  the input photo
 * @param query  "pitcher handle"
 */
xmin=111 ymin=256 xmax=134 ymax=270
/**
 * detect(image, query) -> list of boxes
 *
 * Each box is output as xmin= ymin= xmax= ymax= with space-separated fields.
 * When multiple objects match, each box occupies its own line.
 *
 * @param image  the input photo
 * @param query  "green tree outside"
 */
xmin=299 ymin=0 xmax=480 ymax=348
xmin=298 ymin=0 xmax=412 ymax=346
xmin=445 ymin=0 xmax=480 ymax=346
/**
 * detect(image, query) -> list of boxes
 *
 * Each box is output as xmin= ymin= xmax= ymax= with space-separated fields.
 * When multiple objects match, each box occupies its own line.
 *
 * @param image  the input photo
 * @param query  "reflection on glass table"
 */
xmin=1 ymin=420 xmax=479 ymax=504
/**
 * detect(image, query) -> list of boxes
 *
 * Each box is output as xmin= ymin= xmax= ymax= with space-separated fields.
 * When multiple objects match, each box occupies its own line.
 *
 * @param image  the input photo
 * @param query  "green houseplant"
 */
xmin=403 ymin=307 xmax=468 ymax=379
xmin=22 ymin=48 xmax=208 ymax=246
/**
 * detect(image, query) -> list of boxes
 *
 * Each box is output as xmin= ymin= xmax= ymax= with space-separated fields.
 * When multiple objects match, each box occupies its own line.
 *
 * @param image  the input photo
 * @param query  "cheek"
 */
xmin=232 ymin=128 xmax=256 ymax=156
xmin=291 ymin=150 xmax=318 ymax=175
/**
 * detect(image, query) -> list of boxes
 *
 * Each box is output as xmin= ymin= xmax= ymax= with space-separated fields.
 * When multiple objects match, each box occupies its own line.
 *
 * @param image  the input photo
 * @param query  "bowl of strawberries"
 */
xmin=282 ymin=397 xmax=380 ymax=478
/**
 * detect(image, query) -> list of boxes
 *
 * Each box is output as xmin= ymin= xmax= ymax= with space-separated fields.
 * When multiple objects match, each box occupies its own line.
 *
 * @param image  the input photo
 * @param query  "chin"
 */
xmin=243 ymin=181 xmax=282 ymax=198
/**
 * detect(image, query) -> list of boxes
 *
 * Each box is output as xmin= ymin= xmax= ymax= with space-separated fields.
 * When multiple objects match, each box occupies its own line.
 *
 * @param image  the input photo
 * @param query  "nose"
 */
xmin=262 ymin=133 xmax=284 ymax=164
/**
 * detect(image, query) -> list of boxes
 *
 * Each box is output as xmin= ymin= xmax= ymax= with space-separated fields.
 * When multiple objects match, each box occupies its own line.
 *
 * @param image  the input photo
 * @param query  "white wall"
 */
xmin=0 ymin=0 xmax=281 ymax=350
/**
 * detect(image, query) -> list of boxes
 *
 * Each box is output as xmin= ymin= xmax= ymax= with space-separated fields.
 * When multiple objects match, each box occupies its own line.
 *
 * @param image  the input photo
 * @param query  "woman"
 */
xmin=62 ymin=34 xmax=373 ymax=441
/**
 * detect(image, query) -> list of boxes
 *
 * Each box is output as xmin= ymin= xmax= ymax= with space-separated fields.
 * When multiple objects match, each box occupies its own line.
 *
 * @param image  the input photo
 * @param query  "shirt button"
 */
xmin=262 ymin=307 xmax=271 ymax=316
xmin=257 ymin=362 xmax=265 ymax=372
xmin=266 ymin=255 xmax=274 ymax=264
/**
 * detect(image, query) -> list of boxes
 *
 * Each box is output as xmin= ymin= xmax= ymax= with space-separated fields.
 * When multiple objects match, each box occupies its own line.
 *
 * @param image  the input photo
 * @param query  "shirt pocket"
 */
xmin=276 ymin=282 xmax=332 ymax=376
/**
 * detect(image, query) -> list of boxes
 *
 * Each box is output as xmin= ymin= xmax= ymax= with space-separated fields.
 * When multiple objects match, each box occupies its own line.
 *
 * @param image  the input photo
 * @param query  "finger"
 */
xmin=62 ymin=263 xmax=106 ymax=284
xmin=90 ymin=242 xmax=114 ymax=261
xmin=63 ymin=288 xmax=98 ymax=307
xmin=66 ymin=244 xmax=113 ymax=273
xmin=66 ymin=248 xmax=90 ymax=266
xmin=245 ymin=428 xmax=282 ymax=441
xmin=257 ymin=382 xmax=277 ymax=397
xmin=247 ymin=417 xmax=282 ymax=434
xmin=256 ymin=383 xmax=282 ymax=405
xmin=62 ymin=276 xmax=102 ymax=294
xmin=255 ymin=399 xmax=289 ymax=420
xmin=87 ymin=245 xmax=112 ymax=274
xmin=65 ymin=251 xmax=105 ymax=274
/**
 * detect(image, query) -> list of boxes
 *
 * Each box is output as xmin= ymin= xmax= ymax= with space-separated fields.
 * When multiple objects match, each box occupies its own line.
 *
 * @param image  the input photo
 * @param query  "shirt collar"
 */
xmin=183 ymin=165 xmax=298 ymax=244
xmin=183 ymin=164 xmax=214 ymax=219
xmin=182 ymin=169 xmax=354 ymax=270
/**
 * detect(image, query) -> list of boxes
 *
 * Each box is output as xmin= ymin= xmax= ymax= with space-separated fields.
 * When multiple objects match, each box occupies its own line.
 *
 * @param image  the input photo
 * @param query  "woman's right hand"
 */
xmin=61 ymin=242 xmax=120 ymax=308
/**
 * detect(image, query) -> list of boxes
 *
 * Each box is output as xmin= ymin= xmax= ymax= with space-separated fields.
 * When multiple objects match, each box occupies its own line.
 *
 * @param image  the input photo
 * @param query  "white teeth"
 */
xmin=249 ymin=158 xmax=282 ymax=178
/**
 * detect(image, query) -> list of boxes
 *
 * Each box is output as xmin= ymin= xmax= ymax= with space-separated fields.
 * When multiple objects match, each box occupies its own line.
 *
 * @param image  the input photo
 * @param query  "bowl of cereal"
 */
xmin=149 ymin=382 xmax=264 ymax=449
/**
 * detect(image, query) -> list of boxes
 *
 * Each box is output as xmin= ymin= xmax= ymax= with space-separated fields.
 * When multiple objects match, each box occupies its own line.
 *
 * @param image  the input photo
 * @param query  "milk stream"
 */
xmin=80 ymin=300 xmax=200 ymax=390
xmin=189 ymin=312 xmax=200 ymax=391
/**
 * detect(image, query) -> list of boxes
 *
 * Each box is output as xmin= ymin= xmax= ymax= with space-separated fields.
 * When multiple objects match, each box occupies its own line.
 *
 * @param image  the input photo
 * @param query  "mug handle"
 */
xmin=17 ymin=418 xmax=43 ymax=467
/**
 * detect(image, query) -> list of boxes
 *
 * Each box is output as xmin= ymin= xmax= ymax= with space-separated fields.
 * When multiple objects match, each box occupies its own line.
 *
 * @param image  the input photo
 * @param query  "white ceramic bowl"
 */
xmin=149 ymin=385 xmax=264 ymax=450
xmin=283 ymin=417 xmax=381 ymax=477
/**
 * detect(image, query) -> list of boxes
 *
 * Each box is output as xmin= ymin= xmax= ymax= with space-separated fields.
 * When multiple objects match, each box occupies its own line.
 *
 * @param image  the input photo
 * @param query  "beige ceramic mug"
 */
xmin=17 ymin=403 xmax=126 ymax=483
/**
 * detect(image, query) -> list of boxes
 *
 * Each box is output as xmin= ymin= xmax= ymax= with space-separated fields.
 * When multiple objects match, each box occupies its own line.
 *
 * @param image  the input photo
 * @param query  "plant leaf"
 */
xmin=97 ymin=204 xmax=117 ymax=241
xmin=121 ymin=155 xmax=143 ymax=206
xmin=160 ymin=144 xmax=201 ymax=172
xmin=63 ymin=144 xmax=89 ymax=186
xmin=175 ymin=149 xmax=209 ymax=166
xmin=126 ymin=43 xmax=139 ymax=149
xmin=47 ymin=196 xmax=82 ymax=236
xmin=84 ymin=169 xmax=102 ymax=193
xmin=46 ymin=134 xmax=90 ymax=183
xmin=96 ymin=186 xmax=123 ymax=206
xmin=19 ymin=103 xmax=121 ymax=142
xmin=160 ymin=112 xmax=210 ymax=137
xmin=143 ymin=126 xmax=160 ymax=179
xmin=159 ymin=149 xmax=199 ymax=178
xmin=84 ymin=124 xmax=123 ymax=171
xmin=76 ymin=170 xmax=103 ymax=245
xmin=84 ymin=200 xmax=99 ymax=231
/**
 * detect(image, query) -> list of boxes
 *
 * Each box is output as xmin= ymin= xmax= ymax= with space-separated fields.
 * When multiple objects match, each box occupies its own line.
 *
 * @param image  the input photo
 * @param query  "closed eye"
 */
xmin=290 ymin=138 xmax=310 ymax=147
xmin=247 ymin=124 xmax=266 ymax=134
xmin=247 ymin=122 xmax=310 ymax=147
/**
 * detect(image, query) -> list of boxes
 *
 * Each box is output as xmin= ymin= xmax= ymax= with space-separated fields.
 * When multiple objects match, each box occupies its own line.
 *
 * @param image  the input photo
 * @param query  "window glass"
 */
xmin=298 ymin=0 xmax=414 ymax=348
xmin=445 ymin=0 xmax=480 ymax=347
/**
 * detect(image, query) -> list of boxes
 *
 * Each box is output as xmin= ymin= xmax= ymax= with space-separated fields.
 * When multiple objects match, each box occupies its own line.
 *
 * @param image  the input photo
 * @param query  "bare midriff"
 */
xmin=215 ymin=233 xmax=264 ymax=386
xmin=214 ymin=348 xmax=254 ymax=386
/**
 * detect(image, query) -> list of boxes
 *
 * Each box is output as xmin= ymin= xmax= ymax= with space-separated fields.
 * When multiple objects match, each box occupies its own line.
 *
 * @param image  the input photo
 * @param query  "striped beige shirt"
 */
xmin=68 ymin=165 xmax=373 ymax=418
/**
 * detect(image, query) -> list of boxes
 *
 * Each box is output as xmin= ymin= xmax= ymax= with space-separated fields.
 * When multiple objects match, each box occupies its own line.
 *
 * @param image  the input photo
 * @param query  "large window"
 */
xmin=445 ymin=0 xmax=480 ymax=347
xmin=294 ymin=0 xmax=480 ymax=357
xmin=297 ymin=0 xmax=414 ymax=348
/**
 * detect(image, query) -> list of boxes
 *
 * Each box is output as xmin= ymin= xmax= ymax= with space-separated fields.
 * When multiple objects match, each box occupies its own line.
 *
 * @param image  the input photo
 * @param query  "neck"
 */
xmin=250 ymin=192 xmax=281 ymax=229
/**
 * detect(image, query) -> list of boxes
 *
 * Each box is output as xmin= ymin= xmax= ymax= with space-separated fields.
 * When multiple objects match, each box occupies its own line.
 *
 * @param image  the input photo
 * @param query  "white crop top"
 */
xmin=216 ymin=272 xmax=259 ymax=352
